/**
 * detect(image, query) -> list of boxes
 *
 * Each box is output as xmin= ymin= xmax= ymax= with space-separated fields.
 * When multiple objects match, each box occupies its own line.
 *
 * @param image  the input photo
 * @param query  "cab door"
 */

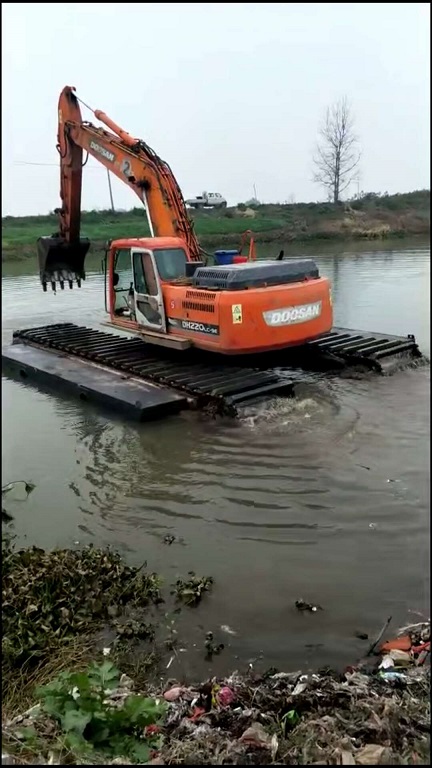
xmin=131 ymin=248 xmax=167 ymax=333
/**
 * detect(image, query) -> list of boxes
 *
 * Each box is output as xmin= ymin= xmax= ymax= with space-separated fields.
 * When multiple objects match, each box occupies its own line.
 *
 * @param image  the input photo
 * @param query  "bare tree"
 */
xmin=313 ymin=97 xmax=361 ymax=204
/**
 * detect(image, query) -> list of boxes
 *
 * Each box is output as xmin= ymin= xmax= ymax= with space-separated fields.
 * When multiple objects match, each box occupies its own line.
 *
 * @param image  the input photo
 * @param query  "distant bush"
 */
xmin=350 ymin=189 xmax=430 ymax=213
xmin=311 ymin=203 xmax=334 ymax=215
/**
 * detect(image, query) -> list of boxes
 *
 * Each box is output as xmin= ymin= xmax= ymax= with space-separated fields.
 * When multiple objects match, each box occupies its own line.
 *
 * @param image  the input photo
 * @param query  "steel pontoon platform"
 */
xmin=1 ymin=343 xmax=188 ymax=421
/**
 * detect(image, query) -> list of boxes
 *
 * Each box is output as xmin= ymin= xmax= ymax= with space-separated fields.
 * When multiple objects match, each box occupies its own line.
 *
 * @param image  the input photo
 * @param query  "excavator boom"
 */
xmin=38 ymin=86 xmax=202 ymax=290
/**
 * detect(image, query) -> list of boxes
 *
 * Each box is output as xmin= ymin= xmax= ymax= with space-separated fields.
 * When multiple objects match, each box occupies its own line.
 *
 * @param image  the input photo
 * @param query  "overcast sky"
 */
xmin=2 ymin=2 xmax=430 ymax=216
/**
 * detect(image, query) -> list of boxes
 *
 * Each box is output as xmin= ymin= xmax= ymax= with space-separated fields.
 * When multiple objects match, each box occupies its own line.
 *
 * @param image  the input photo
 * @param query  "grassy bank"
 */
xmin=2 ymin=190 xmax=429 ymax=263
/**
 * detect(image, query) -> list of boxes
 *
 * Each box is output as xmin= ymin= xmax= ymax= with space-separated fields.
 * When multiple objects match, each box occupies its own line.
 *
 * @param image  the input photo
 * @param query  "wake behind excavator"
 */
xmin=11 ymin=86 xmax=420 ymax=417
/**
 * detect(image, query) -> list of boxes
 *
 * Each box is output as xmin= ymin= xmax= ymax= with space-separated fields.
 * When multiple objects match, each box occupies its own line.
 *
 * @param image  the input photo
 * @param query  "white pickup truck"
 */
xmin=185 ymin=191 xmax=227 ymax=209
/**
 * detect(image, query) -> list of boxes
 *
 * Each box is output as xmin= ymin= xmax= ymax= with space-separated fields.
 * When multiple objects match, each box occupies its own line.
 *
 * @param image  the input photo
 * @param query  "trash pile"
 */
xmin=2 ymin=621 xmax=429 ymax=765
xmin=156 ymin=622 xmax=430 ymax=765
xmin=376 ymin=620 xmax=430 ymax=681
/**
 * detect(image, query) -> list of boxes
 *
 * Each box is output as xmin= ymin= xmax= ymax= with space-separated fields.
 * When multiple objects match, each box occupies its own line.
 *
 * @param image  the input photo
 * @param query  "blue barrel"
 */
xmin=213 ymin=250 xmax=239 ymax=266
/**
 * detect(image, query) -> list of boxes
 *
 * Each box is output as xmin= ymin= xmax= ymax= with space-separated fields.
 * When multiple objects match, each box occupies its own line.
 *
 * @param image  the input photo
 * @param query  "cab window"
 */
xmin=153 ymin=248 xmax=187 ymax=281
xmin=113 ymin=249 xmax=132 ymax=290
xmin=133 ymin=252 xmax=148 ymax=294
xmin=133 ymin=252 xmax=159 ymax=296
xmin=113 ymin=248 xmax=132 ymax=312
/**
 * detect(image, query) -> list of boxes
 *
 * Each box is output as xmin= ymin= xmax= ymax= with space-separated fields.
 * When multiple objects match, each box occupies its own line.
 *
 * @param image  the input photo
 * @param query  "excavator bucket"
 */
xmin=37 ymin=236 xmax=90 ymax=292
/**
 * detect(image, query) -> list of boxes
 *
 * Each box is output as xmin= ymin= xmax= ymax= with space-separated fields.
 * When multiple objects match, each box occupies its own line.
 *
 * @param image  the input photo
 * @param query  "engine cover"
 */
xmin=192 ymin=259 xmax=319 ymax=291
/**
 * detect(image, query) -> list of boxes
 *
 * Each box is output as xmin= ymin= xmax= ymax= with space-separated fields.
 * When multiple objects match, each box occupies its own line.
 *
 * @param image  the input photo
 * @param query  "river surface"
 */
xmin=2 ymin=238 xmax=430 ymax=678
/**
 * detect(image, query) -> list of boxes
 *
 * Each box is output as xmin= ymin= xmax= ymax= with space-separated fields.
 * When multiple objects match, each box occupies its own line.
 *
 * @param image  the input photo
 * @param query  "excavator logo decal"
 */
xmin=263 ymin=301 xmax=322 ymax=327
xmin=89 ymin=141 xmax=115 ymax=164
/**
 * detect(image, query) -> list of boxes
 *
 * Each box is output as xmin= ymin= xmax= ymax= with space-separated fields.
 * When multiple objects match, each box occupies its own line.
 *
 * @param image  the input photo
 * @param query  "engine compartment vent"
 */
xmin=192 ymin=259 xmax=320 ymax=291
xmin=185 ymin=290 xmax=217 ymax=301
xmin=182 ymin=301 xmax=216 ymax=313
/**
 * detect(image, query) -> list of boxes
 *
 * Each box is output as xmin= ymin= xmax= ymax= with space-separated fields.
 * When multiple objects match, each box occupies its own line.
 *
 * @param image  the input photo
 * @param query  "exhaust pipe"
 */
xmin=37 ymin=236 xmax=90 ymax=292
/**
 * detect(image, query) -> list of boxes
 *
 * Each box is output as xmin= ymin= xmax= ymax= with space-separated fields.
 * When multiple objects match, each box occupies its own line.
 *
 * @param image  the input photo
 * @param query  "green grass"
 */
xmin=2 ymin=190 xmax=429 ymax=262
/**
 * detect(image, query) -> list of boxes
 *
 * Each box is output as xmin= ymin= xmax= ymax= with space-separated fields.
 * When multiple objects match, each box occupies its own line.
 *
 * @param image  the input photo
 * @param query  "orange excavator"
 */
xmin=24 ymin=84 xmax=420 ymax=412
xmin=36 ymin=86 xmax=333 ymax=355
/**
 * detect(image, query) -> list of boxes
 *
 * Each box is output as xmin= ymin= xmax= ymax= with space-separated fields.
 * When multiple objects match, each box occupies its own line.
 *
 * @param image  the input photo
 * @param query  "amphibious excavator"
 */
xmin=8 ymin=86 xmax=422 ymax=417
xmin=36 ymin=86 xmax=334 ymax=356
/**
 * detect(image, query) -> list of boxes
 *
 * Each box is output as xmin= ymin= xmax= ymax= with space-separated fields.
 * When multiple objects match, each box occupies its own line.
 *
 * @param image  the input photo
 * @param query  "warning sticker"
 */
xmin=232 ymin=303 xmax=243 ymax=324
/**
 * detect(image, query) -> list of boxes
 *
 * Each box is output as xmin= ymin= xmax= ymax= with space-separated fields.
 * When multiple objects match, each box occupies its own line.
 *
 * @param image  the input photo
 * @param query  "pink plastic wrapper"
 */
xmin=217 ymin=685 xmax=235 ymax=706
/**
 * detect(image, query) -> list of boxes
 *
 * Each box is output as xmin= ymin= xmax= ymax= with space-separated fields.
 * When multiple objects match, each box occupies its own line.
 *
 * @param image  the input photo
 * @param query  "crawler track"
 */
xmin=301 ymin=326 xmax=421 ymax=373
xmin=11 ymin=324 xmax=293 ymax=415
xmin=12 ymin=323 xmax=422 ymax=414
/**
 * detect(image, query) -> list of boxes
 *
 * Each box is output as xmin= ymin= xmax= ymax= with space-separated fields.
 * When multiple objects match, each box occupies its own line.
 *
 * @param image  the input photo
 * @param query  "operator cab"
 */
xmin=106 ymin=237 xmax=202 ymax=337
xmin=110 ymin=246 xmax=183 ymax=317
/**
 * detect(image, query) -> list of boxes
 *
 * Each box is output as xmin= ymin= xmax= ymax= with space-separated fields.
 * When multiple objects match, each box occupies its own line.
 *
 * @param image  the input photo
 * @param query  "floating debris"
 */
xmin=1 ymin=509 xmax=13 ymax=523
xmin=295 ymin=598 xmax=323 ymax=612
xmin=204 ymin=631 xmax=224 ymax=659
xmin=221 ymin=624 xmax=237 ymax=636
xmin=172 ymin=572 xmax=214 ymax=606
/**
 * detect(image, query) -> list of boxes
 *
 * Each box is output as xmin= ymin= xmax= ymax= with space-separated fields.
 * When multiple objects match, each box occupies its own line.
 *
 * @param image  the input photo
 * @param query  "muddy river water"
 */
xmin=2 ymin=238 xmax=430 ymax=678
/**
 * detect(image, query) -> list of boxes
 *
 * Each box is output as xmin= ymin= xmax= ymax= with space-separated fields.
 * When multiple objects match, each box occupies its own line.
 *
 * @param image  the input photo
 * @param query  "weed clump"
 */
xmin=2 ymin=537 xmax=161 ymax=701
xmin=3 ymin=661 xmax=166 ymax=764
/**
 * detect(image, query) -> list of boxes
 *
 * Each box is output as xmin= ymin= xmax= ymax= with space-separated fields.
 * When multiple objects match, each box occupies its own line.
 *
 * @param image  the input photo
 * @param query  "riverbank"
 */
xmin=2 ymin=521 xmax=430 ymax=765
xmin=2 ymin=190 xmax=429 ymax=263
xmin=3 ymin=659 xmax=430 ymax=765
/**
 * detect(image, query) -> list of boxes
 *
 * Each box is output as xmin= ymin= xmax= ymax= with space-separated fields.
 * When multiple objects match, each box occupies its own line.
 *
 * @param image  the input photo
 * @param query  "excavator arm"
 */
xmin=38 ymin=86 xmax=203 ymax=290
